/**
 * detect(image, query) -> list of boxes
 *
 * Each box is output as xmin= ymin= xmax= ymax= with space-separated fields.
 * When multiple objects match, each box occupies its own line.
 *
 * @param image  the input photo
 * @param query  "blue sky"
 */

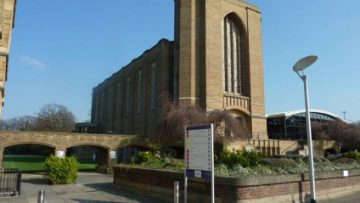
xmin=4 ymin=0 xmax=360 ymax=122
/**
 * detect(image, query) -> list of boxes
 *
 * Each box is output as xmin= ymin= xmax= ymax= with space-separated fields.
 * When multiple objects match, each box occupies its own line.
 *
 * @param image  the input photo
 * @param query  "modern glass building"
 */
xmin=267 ymin=109 xmax=344 ymax=140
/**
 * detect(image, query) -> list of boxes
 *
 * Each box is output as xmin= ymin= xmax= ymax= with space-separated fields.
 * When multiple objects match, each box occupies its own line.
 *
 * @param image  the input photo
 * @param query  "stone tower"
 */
xmin=174 ymin=0 xmax=267 ymax=138
xmin=0 ymin=0 xmax=16 ymax=117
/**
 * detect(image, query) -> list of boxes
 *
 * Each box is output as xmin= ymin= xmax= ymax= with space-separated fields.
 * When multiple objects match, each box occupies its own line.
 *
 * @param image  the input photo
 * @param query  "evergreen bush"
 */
xmin=344 ymin=151 xmax=360 ymax=161
xmin=44 ymin=155 xmax=79 ymax=184
xmin=219 ymin=149 xmax=263 ymax=168
xmin=130 ymin=151 xmax=184 ymax=170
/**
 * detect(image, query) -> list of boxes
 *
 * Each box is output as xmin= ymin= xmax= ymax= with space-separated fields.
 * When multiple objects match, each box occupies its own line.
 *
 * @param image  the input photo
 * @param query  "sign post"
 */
xmin=184 ymin=124 xmax=214 ymax=203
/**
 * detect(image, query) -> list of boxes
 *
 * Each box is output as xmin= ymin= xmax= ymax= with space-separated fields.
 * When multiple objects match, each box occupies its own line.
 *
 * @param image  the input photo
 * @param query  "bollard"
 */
xmin=38 ymin=190 xmax=45 ymax=203
xmin=174 ymin=181 xmax=179 ymax=203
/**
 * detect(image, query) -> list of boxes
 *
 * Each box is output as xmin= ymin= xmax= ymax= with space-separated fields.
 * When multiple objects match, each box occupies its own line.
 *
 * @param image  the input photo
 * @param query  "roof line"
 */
xmin=267 ymin=109 xmax=346 ymax=122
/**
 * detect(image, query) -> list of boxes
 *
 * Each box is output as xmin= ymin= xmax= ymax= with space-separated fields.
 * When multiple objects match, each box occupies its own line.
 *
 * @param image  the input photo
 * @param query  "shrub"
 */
xmin=244 ymin=151 xmax=263 ymax=166
xmin=215 ymin=164 xmax=230 ymax=176
xmin=136 ymin=151 xmax=157 ymax=164
xmin=344 ymin=151 xmax=360 ymax=161
xmin=262 ymin=158 xmax=308 ymax=174
xmin=130 ymin=151 xmax=184 ymax=171
xmin=331 ymin=157 xmax=360 ymax=170
xmin=263 ymin=158 xmax=297 ymax=168
xmin=315 ymin=159 xmax=336 ymax=171
xmin=44 ymin=155 xmax=79 ymax=184
xmin=229 ymin=164 xmax=251 ymax=176
xmin=332 ymin=157 xmax=358 ymax=165
xmin=251 ymin=165 xmax=275 ymax=176
xmin=219 ymin=149 xmax=263 ymax=168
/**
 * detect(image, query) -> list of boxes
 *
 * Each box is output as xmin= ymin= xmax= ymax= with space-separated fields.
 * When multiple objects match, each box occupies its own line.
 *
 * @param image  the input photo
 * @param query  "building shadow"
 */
xmin=21 ymin=177 xmax=49 ymax=185
xmin=71 ymin=199 xmax=126 ymax=203
xmin=82 ymin=182 xmax=165 ymax=203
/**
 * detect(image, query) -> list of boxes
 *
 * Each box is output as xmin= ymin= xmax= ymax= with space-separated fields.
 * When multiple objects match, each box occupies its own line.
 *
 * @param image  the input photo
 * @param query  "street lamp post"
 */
xmin=293 ymin=55 xmax=318 ymax=203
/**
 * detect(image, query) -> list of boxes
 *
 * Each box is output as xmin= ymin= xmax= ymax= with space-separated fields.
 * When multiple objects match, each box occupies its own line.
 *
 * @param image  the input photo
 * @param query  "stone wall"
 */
xmin=0 ymin=131 xmax=135 ymax=170
xmin=113 ymin=165 xmax=360 ymax=203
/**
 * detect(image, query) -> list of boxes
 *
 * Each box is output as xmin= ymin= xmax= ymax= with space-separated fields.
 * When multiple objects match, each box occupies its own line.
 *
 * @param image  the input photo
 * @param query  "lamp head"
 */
xmin=293 ymin=55 xmax=318 ymax=75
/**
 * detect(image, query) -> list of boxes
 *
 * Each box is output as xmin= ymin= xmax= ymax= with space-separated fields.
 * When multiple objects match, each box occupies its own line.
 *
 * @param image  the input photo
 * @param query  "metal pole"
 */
xmin=38 ymin=190 xmax=45 ymax=203
xmin=174 ymin=181 xmax=179 ymax=203
xmin=184 ymin=176 xmax=187 ymax=203
xmin=16 ymin=171 xmax=21 ymax=196
xmin=210 ymin=124 xmax=215 ymax=203
xmin=302 ymin=75 xmax=316 ymax=202
xmin=184 ymin=125 xmax=188 ymax=203
xmin=341 ymin=111 xmax=346 ymax=120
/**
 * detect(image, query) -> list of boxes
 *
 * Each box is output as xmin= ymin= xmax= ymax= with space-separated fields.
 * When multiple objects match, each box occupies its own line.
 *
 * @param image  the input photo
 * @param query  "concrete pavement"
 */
xmin=0 ymin=172 xmax=164 ymax=203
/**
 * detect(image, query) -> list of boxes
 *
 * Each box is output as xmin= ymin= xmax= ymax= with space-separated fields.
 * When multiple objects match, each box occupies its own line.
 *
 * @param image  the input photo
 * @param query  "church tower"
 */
xmin=174 ymin=0 xmax=267 ymax=138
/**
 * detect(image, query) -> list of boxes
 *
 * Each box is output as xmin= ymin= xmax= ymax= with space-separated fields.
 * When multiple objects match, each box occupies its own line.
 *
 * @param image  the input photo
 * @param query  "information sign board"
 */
xmin=184 ymin=124 xmax=215 ymax=203
xmin=185 ymin=124 xmax=213 ymax=179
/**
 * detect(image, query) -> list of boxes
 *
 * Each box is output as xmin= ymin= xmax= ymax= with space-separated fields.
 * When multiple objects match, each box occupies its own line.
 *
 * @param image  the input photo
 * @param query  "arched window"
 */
xmin=223 ymin=13 xmax=245 ymax=94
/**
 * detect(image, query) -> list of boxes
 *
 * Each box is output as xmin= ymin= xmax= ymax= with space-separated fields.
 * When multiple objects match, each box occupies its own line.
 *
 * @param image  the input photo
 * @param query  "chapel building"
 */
xmin=91 ymin=0 xmax=267 ymax=139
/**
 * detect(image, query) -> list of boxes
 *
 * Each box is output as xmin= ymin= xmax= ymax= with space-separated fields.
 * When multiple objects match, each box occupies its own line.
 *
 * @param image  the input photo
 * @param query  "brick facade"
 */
xmin=113 ymin=165 xmax=360 ymax=203
xmin=91 ymin=0 xmax=267 ymax=138
xmin=91 ymin=39 xmax=173 ymax=136
xmin=0 ymin=0 xmax=16 ymax=117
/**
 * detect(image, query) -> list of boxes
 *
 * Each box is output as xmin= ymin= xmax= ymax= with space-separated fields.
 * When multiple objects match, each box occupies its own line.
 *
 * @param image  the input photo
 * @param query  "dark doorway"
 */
xmin=66 ymin=145 xmax=109 ymax=172
xmin=3 ymin=144 xmax=55 ymax=172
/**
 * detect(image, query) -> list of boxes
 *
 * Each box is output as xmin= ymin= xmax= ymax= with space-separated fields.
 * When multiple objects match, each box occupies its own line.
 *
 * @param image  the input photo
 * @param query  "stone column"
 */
xmin=96 ymin=148 xmax=109 ymax=173
xmin=0 ymin=146 xmax=3 ymax=168
xmin=108 ymin=149 xmax=119 ymax=172
xmin=55 ymin=147 xmax=66 ymax=158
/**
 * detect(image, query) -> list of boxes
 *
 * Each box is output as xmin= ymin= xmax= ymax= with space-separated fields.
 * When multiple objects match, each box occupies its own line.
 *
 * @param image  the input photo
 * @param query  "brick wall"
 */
xmin=91 ymin=39 xmax=173 ymax=137
xmin=0 ymin=0 xmax=16 ymax=116
xmin=113 ymin=165 xmax=360 ymax=203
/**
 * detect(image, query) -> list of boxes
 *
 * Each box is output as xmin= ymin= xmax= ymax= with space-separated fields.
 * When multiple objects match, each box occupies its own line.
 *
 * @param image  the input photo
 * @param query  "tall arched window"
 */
xmin=223 ymin=13 xmax=245 ymax=95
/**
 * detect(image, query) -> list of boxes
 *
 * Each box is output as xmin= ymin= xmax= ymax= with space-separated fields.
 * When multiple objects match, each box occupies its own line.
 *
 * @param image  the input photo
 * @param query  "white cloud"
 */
xmin=22 ymin=56 xmax=46 ymax=68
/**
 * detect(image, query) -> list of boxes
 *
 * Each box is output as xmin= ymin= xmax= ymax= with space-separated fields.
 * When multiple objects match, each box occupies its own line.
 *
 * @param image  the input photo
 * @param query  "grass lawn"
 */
xmin=3 ymin=155 xmax=97 ymax=172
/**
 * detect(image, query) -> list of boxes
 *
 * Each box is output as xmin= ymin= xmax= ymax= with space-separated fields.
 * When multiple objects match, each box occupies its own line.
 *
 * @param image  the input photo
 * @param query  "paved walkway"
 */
xmin=0 ymin=172 xmax=164 ymax=203
xmin=319 ymin=192 xmax=360 ymax=203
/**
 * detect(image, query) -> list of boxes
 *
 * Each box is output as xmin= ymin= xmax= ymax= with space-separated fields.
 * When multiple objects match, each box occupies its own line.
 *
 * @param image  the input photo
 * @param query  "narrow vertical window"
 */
xmin=223 ymin=13 xmax=244 ymax=95
xmin=101 ymin=92 xmax=105 ymax=122
xmin=136 ymin=70 xmax=142 ymax=113
xmin=91 ymin=94 xmax=99 ymax=123
xmin=117 ymin=82 xmax=121 ymax=118
xmin=95 ymin=95 xmax=100 ymax=123
xmin=223 ymin=19 xmax=229 ymax=92
xmin=151 ymin=62 xmax=157 ymax=110
xmin=126 ymin=77 xmax=131 ymax=117
xmin=108 ymin=87 xmax=112 ymax=121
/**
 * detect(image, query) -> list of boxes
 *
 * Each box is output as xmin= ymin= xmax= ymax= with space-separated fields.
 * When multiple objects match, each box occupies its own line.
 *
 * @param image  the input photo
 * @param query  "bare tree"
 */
xmin=314 ymin=120 xmax=360 ymax=151
xmin=0 ymin=115 xmax=36 ymax=131
xmin=33 ymin=103 xmax=76 ymax=132
xmin=158 ymin=100 xmax=248 ymax=147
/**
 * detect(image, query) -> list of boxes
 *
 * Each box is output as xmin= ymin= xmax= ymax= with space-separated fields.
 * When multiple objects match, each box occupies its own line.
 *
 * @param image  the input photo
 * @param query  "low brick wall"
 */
xmin=113 ymin=165 xmax=360 ymax=203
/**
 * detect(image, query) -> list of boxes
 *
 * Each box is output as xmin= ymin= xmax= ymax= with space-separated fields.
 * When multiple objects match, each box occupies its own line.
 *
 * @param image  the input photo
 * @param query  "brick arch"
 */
xmin=3 ymin=142 xmax=56 ymax=149
xmin=0 ymin=131 xmax=136 ymax=171
xmin=66 ymin=143 xmax=111 ymax=170
xmin=225 ymin=106 xmax=251 ymax=117
xmin=222 ymin=12 xmax=246 ymax=30
xmin=1 ymin=136 xmax=57 ymax=150
xmin=226 ymin=108 xmax=252 ymax=136
xmin=65 ymin=143 xmax=110 ymax=150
